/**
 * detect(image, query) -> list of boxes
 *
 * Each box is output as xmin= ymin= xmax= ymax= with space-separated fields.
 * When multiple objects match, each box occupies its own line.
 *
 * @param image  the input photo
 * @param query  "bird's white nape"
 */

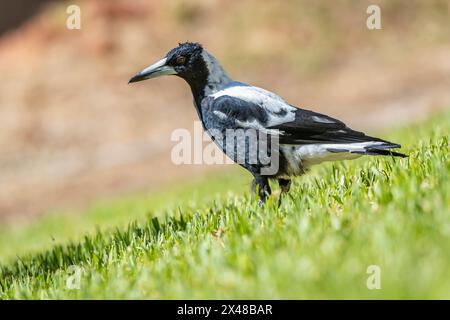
xmin=201 ymin=50 xmax=232 ymax=95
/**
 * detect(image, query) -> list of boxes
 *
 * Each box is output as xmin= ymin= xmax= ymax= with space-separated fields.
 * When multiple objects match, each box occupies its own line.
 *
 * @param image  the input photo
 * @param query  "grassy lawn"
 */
xmin=0 ymin=112 xmax=448 ymax=299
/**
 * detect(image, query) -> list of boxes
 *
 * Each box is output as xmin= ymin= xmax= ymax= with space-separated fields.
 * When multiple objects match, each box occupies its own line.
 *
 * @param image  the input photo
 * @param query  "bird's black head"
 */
xmin=128 ymin=42 xmax=208 ymax=88
xmin=129 ymin=42 xmax=232 ymax=106
xmin=165 ymin=42 xmax=205 ymax=80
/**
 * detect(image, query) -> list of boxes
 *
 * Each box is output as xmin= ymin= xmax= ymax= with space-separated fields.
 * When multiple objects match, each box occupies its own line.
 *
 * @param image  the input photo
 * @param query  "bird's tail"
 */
xmin=363 ymin=148 xmax=407 ymax=158
xmin=327 ymin=141 xmax=407 ymax=158
xmin=353 ymin=142 xmax=407 ymax=158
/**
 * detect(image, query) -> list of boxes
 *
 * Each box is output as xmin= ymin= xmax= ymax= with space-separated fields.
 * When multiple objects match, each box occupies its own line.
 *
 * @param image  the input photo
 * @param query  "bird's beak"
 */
xmin=128 ymin=58 xmax=177 ymax=84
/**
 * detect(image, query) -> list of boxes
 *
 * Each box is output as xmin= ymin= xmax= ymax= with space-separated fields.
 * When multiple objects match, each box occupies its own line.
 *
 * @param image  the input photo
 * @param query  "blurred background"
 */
xmin=0 ymin=0 xmax=449 ymax=223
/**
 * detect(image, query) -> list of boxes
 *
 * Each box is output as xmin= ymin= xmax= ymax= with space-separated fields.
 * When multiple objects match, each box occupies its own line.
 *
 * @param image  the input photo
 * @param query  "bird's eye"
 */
xmin=175 ymin=56 xmax=186 ymax=65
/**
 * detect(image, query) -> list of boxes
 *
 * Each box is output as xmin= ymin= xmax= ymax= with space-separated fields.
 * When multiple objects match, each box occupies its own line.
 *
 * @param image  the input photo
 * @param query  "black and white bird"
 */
xmin=129 ymin=42 xmax=406 ymax=202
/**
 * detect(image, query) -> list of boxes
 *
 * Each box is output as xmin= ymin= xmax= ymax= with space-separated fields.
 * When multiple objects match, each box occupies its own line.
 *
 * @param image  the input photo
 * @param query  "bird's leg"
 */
xmin=277 ymin=179 xmax=291 ymax=207
xmin=278 ymin=179 xmax=291 ymax=193
xmin=252 ymin=175 xmax=271 ymax=204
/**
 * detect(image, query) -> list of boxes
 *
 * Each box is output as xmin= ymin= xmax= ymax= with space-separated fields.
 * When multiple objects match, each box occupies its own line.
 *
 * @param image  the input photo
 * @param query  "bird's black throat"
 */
xmin=168 ymin=45 xmax=231 ymax=121
xmin=176 ymin=55 xmax=210 ymax=118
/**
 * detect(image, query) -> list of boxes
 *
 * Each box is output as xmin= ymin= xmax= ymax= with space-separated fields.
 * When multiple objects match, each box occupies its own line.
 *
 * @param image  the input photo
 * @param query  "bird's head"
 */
xmin=128 ymin=42 xmax=207 ymax=84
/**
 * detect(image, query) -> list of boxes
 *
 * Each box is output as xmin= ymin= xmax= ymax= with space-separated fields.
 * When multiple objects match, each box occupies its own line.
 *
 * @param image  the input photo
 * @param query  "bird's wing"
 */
xmin=202 ymin=85 xmax=396 ymax=146
xmin=202 ymin=84 xmax=296 ymax=134
xmin=268 ymin=107 xmax=394 ymax=145
xmin=202 ymin=95 xmax=291 ymax=135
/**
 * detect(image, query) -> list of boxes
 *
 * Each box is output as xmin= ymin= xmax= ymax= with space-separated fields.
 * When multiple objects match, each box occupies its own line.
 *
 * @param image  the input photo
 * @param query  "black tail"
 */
xmin=362 ymin=141 xmax=408 ymax=157
xmin=326 ymin=141 xmax=407 ymax=158
xmin=347 ymin=141 xmax=408 ymax=158
xmin=363 ymin=148 xmax=408 ymax=158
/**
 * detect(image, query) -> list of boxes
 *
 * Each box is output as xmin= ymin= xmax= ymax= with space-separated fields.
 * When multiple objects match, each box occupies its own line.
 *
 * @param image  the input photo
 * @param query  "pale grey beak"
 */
xmin=128 ymin=58 xmax=177 ymax=84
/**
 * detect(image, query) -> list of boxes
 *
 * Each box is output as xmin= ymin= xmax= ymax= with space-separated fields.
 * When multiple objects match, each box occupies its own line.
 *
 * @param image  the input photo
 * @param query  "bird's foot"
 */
xmin=277 ymin=179 xmax=291 ymax=207
xmin=252 ymin=175 xmax=271 ymax=206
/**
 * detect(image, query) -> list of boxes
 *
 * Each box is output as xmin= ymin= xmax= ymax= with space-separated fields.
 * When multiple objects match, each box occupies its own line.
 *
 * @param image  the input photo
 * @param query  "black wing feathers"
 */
xmin=203 ymin=95 xmax=269 ymax=127
xmin=204 ymin=95 xmax=403 ymax=152
xmin=269 ymin=108 xmax=392 ymax=145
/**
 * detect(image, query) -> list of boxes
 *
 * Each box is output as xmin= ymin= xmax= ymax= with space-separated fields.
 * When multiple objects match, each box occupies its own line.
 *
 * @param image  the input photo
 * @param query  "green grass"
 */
xmin=0 ymin=112 xmax=449 ymax=299
xmin=0 ymin=170 xmax=248 ymax=264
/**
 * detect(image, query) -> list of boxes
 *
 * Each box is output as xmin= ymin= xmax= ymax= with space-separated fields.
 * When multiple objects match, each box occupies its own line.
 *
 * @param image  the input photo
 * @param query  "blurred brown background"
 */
xmin=0 ymin=0 xmax=449 ymax=222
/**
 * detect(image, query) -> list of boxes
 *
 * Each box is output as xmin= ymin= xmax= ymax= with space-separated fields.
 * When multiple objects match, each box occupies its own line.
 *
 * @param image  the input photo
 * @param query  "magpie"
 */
xmin=129 ymin=42 xmax=406 ymax=203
